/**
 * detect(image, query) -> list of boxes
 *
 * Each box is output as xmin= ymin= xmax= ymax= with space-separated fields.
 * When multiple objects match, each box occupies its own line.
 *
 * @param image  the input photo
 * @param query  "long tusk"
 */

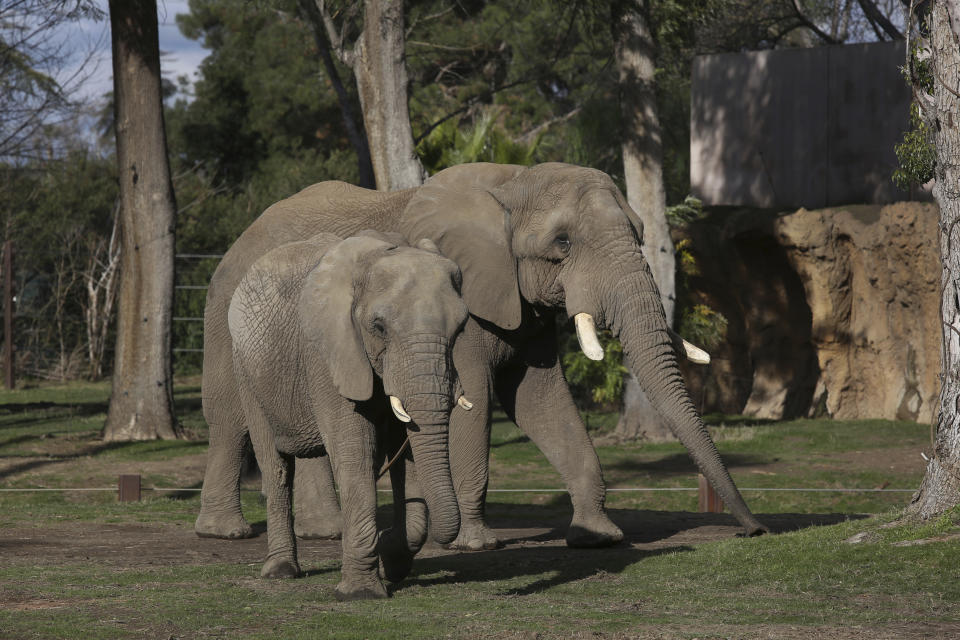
xmin=667 ymin=328 xmax=711 ymax=364
xmin=574 ymin=313 xmax=604 ymax=361
xmin=390 ymin=396 xmax=412 ymax=422
xmin=457 ymin=396 xmax=473 ymax=411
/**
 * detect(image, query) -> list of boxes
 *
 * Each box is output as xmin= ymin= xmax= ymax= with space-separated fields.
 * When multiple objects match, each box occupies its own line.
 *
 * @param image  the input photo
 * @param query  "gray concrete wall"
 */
xmin=690 ymin=41 xmax=924 ymax=208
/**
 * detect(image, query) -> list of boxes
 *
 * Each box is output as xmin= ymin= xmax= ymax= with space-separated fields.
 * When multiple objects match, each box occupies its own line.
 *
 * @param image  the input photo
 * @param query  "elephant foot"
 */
xmin=443 ymin=519 xmax=500 ymax=551
xmin=566 ymin=511 xmax=623 ymax=548
xmin=195 ymin=511 xmax=254 ymax=540
xmin=377 ymin=529 xmax=416 ymax=584
xmin=334 ymin=578 xmax=389 ymax=601
xmin=261 ymin=556 xmax=301 ymax=579
xmin=295 ymin=512 xmax=343 ymax=540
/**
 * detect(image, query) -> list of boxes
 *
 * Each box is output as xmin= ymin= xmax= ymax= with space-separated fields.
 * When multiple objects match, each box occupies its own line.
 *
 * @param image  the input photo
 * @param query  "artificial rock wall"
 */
xmin=677 ymin=202 xmax=941 ymax=424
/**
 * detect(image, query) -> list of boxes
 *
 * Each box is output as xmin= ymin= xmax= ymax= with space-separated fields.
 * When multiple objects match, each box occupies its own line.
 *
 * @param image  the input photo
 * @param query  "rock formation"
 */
xmin=677 ymin=202 xmax=940 ymax=424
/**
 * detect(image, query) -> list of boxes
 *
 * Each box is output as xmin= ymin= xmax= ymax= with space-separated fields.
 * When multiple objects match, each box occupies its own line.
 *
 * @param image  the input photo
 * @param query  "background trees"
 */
xmin=1 ymin=0 xmax=913 ymax=430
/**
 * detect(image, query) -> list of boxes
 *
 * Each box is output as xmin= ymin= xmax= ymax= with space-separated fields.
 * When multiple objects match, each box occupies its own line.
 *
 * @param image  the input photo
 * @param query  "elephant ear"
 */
xmin=299 ymin=235 xmax=394 ymax=401
xmin=612 ymin=186 xmax=645 ymax=245
xmin=401 ymin=163 xmax=526 ymax=331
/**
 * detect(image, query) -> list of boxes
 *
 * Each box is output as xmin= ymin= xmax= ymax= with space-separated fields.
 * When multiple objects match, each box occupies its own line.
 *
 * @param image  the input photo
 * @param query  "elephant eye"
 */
xmin=371 ymin=317 xmax=386 ymax=336
xmin=554 ymin=233 xmax=571 ymax=254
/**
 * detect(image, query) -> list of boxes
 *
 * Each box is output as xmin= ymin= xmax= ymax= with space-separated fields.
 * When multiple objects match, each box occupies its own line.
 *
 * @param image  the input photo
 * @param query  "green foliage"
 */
xmin=664 ymin=195 xmax=704 ymax=227
xmin=416 ymin=110 xmax=541 ymax=174
xmin=678 ymin=303 xmax=728 ymax=350
xmin=893 ymin=102 xmax=935 ymax=190
xmin=561 ymin=329 xmax=628 ymax=408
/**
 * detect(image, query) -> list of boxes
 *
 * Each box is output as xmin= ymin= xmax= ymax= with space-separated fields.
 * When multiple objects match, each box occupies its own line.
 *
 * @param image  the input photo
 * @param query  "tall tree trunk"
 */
xmin=907 ymin=0 xmax=960 ymax=519
xmin=612 ymin=0 xmax=677 ymax=442
xmin=354 ymin=0 xmax=426 ymax=191
xmin=103 ymin=0 xmax=179 ymax=441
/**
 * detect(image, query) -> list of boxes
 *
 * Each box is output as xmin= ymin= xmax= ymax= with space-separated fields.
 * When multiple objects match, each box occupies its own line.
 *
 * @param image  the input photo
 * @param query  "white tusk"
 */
xmin=458 ymin=396 xmax=473 ymax=411
xmin=574 ymin=313 xmax=605 ymax=361
xmin=390 ymin=396 xmax=412 ymax=423
xmin=681 ymin=339 xmax=711 ymax=365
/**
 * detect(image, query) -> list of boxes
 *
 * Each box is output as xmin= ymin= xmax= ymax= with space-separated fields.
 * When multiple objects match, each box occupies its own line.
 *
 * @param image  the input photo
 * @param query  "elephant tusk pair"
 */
xmin=389 ymin=395 xmax=474 ymax=423
xmin=573 ymin=312 xmax=711 ymax=365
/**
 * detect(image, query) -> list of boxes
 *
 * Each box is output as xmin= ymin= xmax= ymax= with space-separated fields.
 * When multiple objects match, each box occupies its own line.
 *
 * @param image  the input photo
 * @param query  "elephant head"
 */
xmin=298 ymin=235 xmax=468 ymax=544
xmin=401 ymin=162 xmax=765 ymax=536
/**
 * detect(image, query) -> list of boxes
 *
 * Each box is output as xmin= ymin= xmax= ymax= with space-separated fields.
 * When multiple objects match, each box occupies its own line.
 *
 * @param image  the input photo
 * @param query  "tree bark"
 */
xmin=612 ymin=0 xmax=676 ymax=442
xmin=907 ymin=0 xmax=960 ymax=519
xmin=354 ymin=0 xmax=426 ymax=190
xmin=297 ymin=0 xmax=376 ymax=189
xmin=102 ymin=0 xmax=180 ymax=441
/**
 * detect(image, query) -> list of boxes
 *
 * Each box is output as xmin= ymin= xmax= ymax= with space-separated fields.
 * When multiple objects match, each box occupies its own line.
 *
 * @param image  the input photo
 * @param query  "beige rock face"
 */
xmin=677 ymin=202 xmax=940 ymax=424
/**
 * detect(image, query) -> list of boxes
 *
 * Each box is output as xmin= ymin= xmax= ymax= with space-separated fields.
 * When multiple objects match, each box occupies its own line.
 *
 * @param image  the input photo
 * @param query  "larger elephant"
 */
xmin=196 ymin=162 xmax=767 ymax=549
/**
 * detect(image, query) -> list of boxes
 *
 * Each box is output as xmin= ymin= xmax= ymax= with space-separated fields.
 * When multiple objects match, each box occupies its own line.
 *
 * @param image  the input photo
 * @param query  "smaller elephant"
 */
xmin=228 ymin=231 xmax=469 ymax=600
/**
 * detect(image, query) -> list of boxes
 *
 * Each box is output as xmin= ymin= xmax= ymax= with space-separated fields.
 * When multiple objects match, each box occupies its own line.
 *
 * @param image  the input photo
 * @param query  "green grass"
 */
xmin=1 ymin=379 xmax=956 ymax=638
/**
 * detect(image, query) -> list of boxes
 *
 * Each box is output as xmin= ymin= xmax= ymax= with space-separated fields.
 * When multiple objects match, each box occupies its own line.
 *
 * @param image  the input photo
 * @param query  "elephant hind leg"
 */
xmin=293 ymin=455 xmax=343 ymax=540
xmin=196 ymin=355 xmax=254 ymax=540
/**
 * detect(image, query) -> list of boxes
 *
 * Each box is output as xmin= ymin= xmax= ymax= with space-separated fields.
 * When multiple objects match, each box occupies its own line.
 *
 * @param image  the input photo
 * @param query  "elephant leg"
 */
xmin=378 ymin=446 xmax=428 ymax=583
xmin=444 ymin=364 xmax=499 ymax=552
xmin=495 ymin=359 xmax=623 ymax=548
xmin=195 ymin=351 xmax=254 ymax=540
xmin=325 ymin=413 xmax=388 ymax=601
xmin=243 ymin=399 xmax=300 ymax=578
xmin=293 ymin=455 xmax=343 ymax=540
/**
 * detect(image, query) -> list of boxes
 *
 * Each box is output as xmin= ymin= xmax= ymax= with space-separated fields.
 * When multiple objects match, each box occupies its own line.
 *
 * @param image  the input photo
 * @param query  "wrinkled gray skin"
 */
xmin=228 ymin=232 xmax=467 ymax=600
xmin=197 ymin=162 xmax=766 ymax=553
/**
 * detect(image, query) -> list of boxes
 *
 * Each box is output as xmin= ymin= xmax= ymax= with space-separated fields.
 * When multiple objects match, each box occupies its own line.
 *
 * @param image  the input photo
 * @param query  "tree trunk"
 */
xmin=354 ymin=0 xmax=426 ymax=191
xmin=907 ymin=0 xmax=960 ymax=519
xmin=102 ymin=0 xmax=180 ymax=441
xmin=296 ymin=0 xmax=376 ymax=189
xmin=612 ymin=0 xmax=676 ymax=442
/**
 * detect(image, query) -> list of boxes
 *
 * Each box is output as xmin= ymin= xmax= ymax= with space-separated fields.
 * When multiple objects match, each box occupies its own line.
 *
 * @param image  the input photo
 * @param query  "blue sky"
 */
xmin=69 ymin=0 xmax=209 ymax=105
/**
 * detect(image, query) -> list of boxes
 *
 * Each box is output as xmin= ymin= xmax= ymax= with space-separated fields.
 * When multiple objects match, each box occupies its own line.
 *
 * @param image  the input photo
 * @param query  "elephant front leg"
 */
xmin=445 ymin=372 xmax=500 ymax=551
xmin=326 ymin=414 xmax=388 ymax=600
xmin=378 ymin=446 xmax=428 ymax=583
xmin=495 ymin=359 xmax=623 ymax=548
xmin=293 ymin=455 xmax=343 ymax=540
xmin=245 ymin=416 xmax=301 ymax=578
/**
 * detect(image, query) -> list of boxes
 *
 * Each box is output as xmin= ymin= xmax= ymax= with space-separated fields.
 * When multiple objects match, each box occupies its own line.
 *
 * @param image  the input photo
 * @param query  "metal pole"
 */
xmin=4 ymin=240 xmax=12 ymax=389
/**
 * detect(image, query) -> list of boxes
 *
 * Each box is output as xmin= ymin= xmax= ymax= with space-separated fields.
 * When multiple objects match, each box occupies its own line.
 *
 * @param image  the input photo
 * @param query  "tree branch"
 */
xmin=315 ymin=0 xmax=355 ymax=67
xmin=791 ymin=0 xmax=842 ymax=43
xmin=518 ymin=106 xmax=582 ymax=145
xmin=856 ymin=0 xmax=904 ymax=39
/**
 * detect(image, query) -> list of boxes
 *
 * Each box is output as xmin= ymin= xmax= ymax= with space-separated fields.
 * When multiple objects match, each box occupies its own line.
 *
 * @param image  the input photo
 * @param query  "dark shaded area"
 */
xmin=602 ymin=452 xmax=771 ymax=477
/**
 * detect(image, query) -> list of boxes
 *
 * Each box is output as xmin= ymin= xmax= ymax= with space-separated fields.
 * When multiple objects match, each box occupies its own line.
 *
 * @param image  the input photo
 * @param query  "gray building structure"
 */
xmin=690 ymin=40 xmax=924 ymax=209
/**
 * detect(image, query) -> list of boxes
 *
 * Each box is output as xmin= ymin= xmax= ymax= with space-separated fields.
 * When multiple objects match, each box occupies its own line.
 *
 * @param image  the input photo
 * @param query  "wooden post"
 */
xmin=118 ymin=474 xmax=141 ymax=502
xmin=698 ymin=473 xmax=724 ymax=513
xmin=3 ymin=240 xmax=12 ymax=389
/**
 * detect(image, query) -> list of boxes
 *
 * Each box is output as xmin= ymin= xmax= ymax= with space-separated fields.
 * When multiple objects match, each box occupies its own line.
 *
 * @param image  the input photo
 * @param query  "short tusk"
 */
xmin=574 ymin=313 xmax=604 ymax=361
xmin=457 ymin=396 xmax=473 ymax=411
xmin=682 ymin=339 xmax=711 ymax=365
xmin=667 ymin=328 xmax=711 ymax=364
xmin=390 ymin=396 xmax=412 ymax=423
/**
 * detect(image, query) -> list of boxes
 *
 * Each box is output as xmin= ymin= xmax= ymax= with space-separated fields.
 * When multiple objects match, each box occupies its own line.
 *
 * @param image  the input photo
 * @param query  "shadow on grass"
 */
xmin=395 ymin=544 xmax=690 ymax=596
xmin=0 ymin=400 xmax=109 ymax=429
xmin=603 ymin=452 xmax=771 ymax=476
xmin=0 ymin=438 xmax=208 ymax=481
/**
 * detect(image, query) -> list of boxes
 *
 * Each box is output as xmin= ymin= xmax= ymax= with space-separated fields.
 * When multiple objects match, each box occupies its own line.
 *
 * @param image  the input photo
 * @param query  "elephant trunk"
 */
xmin=386 ymin=337 xmax=460 ymax=545
xmin=604 ymin=266 xmax=767 ymax=536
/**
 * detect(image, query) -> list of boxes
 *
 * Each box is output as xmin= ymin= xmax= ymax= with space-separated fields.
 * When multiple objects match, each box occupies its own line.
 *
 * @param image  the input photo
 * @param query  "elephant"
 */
xmin=196 ymin=162 xmax=767 ymax=552
xmin=227 ymin=231 xmax=469 ymax=599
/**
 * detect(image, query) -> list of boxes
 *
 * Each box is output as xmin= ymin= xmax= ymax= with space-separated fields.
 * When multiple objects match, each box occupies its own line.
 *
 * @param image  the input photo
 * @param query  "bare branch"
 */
xmin=405 ymin=5 xmax=455 ymax=37
xmin=856 ymin=0 xmax=904 ymax=38
xmin=408 ymin=40 xmax=478 ymax=52
xmin=315 ymin=0 xmax=355 ymax=67
xmin=791 ymin=0 xmax=842 ymax=43
xmin=518 ymin=107 xmax=582 ymax=145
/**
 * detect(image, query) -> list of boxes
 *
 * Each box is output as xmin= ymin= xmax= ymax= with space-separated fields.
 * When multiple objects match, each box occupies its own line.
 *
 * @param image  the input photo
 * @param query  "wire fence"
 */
xmin=173 ymin=253 xmax=222 ymax=355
